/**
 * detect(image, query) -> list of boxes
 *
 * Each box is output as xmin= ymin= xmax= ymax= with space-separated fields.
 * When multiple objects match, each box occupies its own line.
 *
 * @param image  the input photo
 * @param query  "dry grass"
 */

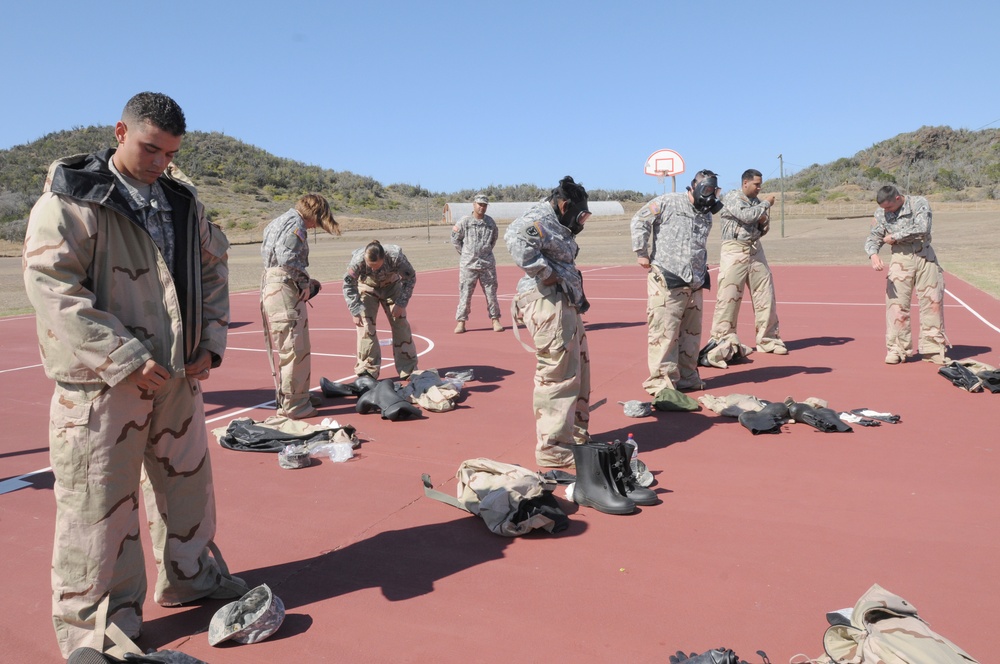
xmin=3 ymin=203 xmax=998 ymax=318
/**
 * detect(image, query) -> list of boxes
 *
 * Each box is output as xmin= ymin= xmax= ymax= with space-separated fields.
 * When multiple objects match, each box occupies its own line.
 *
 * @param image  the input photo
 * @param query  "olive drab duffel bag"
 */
xmin=422 ymin=458 xmax=568 ymax=537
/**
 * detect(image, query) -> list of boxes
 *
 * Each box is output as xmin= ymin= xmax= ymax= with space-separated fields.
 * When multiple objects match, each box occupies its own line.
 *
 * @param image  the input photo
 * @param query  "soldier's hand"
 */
xmin=390 ymin=303 xmax=406 ymax=318
xmin=870 ymin=254 xmax=885 ymax=271
xmin=636 ymin=256 xmax=651 ymax=271
xmin=765 ymin=194 xmax=776 ymax=206
xmin=184 ymin=347 xmax=213 ymax=381
xmin=130 ymin=359 xmax=171 ymax=390
xmin=883 ymin=233 xmax=895 ymax=245
xmin=353 ymin=315 xmax=364 ymax=327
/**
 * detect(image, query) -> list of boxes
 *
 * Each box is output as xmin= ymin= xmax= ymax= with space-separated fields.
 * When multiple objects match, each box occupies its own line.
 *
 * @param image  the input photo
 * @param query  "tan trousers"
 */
xmin=355 ymin=279 xmax=417 ymax=380
xmin=710 ymin=239 xmax=782 ymax=348
xmin=885 ymin=243 xmax=947 ymax=357
xmin=644 ymin=270 xmax=703 ymax=395
xmin=516 ymin=285 xmax=591 ymax=467
xmin=49 ymin=377 xmax=223 ymax=657
xmin=261 ymin=268 xmax=314 ymax=417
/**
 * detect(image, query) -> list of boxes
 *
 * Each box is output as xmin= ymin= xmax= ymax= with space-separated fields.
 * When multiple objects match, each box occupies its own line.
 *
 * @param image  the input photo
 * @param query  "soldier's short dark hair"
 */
xmin=876 ymin=185 xmax=901 ymax=204
xmin=690 ymin=169 xmax=718 ymax=189
xmin=122 ymin=92 xmax=186 ymax=136
xmin=364 ymin=240 xmax=385 ymax=263
xmin=549 ymin=176 xmax=588 ymax=206
xmin=742 ymin=169 xmax=762 ymax=182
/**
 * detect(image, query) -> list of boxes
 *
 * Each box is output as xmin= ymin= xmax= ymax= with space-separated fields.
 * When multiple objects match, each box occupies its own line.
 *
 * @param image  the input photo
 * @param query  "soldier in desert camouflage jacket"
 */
xmin=631 ymin=169 xmax=721 ymax=395
xmin=865 ymin=185 xmax=949 ymax=365
xmin=22 ymin=92 xmax=247 ymax=659
xmin=342 ymin=240 xmax=418 ymax=380
xmin=452 ymin=193 xmax=503 ymax=333
xmin=505 ymin=176 xmax=592 ymax=467
xmin=707 ymin=168 xmax=787 ymax=362
xmin=261 ymin=194 xmax=339 ymax=419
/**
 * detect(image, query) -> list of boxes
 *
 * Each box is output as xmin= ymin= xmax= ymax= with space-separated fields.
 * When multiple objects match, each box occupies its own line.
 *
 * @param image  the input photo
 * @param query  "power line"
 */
xmin=973 ymin=117 xmax=1000 ymax=131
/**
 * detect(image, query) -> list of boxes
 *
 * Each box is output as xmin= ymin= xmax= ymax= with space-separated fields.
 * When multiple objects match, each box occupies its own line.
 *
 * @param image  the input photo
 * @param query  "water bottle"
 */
xmin=627 ymin=433 xmax=638 ymax=461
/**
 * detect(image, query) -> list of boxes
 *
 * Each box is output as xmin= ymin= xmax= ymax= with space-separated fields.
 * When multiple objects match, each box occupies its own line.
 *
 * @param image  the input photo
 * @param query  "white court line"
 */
xmin=0 ymin=363 xmax=43 ymax=374
xmin=946 ymin=288 xmax=1000 ymax=334
xmin=205 ymin=331 xmax=436 ymax=424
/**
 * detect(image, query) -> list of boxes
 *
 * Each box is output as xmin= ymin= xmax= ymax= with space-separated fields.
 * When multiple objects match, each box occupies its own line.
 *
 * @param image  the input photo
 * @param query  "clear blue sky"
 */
xmin=3 ymin=0 xmax=998 ymax=195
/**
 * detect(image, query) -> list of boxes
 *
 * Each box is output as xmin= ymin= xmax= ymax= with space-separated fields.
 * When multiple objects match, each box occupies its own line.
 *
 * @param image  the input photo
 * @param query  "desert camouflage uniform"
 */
xmin=631 ymin=192 xmax=712 ymax=395
xmin=343 ymin=244 xmax=418 ymax=379
xmin=452 ymin=213 xmax=501 ymax=321
xmin=23 ymin=150 xmax=232 ymax=658
xmin=505 ymin=201 xmax=590 ymax=467
xmin=261 ymin=209 xmax=315 ymax=418
xmin=865 ymin=195 xmax=948 ymax=360
xmin=709 ymin=188 xmax=784 ymax=352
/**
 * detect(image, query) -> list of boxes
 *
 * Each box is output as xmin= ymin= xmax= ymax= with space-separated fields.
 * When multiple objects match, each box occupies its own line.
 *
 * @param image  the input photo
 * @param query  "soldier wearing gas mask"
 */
xmin=630 ymin=169 xmax=720 ymax=395
xmin=505 ymin=176 xmax=593 ymax=467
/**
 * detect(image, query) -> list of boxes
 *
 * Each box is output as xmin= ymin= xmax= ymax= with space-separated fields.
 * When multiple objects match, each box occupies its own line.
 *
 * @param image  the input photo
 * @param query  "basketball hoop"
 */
xmin=644 ymin=149 xmax=684 ymax=193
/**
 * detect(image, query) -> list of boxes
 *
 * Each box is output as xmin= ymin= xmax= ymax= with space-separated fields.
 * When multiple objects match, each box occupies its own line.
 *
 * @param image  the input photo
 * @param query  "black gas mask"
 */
xmin=689 ymin=170 xmax=723 ymax=214
xmin=558 ymin=199 xmax=590 ymax=235
xmin=550 ymin=176 xmax=590 ymax=235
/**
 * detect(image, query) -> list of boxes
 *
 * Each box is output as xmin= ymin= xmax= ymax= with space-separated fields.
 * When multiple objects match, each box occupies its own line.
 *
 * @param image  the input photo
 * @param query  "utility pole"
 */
xmin=778 ymin=154 xmax=785 ymax=238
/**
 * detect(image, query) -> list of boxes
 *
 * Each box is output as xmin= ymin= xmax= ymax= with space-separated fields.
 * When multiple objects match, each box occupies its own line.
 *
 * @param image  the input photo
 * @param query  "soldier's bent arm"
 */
xmin=197 ymin=206 xmax=230 ymax=367
xmin=864 ymin=215 xmax=887 ymax=256
xmin=342 ymin=257 xmax=364 ymax=316
xmin=393 ymin=253 xmax=417 ymax=308
xmin=23 ymin=194 xmax=152 ymax=385
xmin=722 ymin=190 xmax=768 ymax=227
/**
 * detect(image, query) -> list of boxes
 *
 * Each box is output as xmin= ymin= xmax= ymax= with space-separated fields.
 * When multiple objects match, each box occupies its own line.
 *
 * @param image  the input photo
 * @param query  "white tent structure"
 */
xmin=442 ymin=200 xmax=625 ymax=225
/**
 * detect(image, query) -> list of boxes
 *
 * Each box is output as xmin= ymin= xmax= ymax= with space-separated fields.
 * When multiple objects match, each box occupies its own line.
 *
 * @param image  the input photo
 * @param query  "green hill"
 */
xmin=0 ymin=127 xmax=648 ymax=241
xmin=770 ymin=125 xmax=1000 ymax=204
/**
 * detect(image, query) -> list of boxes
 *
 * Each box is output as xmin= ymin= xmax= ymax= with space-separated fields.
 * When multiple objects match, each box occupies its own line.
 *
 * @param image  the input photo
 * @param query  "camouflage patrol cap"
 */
xmin=208 ymin=584 xmax=285 ymax=646
xmin=474 ymin=194 xmax=489 ymax=204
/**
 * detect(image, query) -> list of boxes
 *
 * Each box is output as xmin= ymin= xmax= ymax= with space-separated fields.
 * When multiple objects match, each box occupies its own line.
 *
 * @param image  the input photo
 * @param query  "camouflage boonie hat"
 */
xmin=208 ymin=584 xmax=286 ymax=646
xmin=474 ymin=194 xmax=489 ymax=204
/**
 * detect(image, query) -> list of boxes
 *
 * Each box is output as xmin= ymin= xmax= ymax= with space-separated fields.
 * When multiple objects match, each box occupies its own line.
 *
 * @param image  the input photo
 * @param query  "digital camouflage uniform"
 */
xmin=342 ymin=244 xmax=418 ymax=379
xmin=505 ymin=201 xmax=591 ymax=467
xmin=631 ymin=192 xmax=713 ymax=395
xmin=865 ymin=195 xmax=948 ymax=361
xmin=452 ymin=212 xmax=501 ymax=322
xmin=261 ymin=209 xmax=316 ymax=418
xmin=709 ymin=188 xmax=785 ymax=353
xmin=23 ymin=150 xmax=233 ymax=658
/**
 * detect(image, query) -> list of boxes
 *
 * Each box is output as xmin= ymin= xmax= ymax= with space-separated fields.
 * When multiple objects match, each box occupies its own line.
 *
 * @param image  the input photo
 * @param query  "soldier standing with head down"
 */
xmin=261 ymin=194 xmax=340 ymax=419
xmin=505 ymin=176 xmax=592 ymax=468
xmin=342 ymin=240 xmax=419 ymax=380
xmin=865 ymin=184 xmax=949 ymax=365
xmin=22 ymin=92 xmax=248 ymax=659
xmin=630 ymin=169 xmax=721 ymax=396
xmin=452 ymin=193 xmax=503 ymax=333
xmin=706 ymin=168 xmax=787 ymax=365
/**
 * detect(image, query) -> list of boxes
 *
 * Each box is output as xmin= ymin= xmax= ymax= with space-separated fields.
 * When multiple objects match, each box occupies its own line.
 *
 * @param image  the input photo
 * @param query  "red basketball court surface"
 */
xmin=1 ymin=264 xmax=997 ymax=663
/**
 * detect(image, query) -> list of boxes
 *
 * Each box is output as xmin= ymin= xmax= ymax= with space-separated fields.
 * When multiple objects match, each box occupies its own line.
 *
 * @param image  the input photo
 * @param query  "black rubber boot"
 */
xmin=356 ymin=379 xmax=422 ymax=421
xmin=571 ymin=442 xmax=635 ymax=515
xmin=607 ymin=439 xmax=659 ymax=506
xmin=319 ymin=377 xmax=357 ymax=398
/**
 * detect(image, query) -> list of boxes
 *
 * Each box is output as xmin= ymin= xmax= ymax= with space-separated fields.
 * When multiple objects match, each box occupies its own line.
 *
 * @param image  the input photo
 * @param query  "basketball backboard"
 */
xmin=644 ymin=149 xmax=685 ymax=177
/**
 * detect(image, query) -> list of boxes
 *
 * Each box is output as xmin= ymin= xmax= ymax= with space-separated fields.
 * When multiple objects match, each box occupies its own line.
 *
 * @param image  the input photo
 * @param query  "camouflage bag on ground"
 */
xmin=798 ymin=583 xmax=979 ymax=663
xmin=422 ymin=458 xmax=569 ymax=536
